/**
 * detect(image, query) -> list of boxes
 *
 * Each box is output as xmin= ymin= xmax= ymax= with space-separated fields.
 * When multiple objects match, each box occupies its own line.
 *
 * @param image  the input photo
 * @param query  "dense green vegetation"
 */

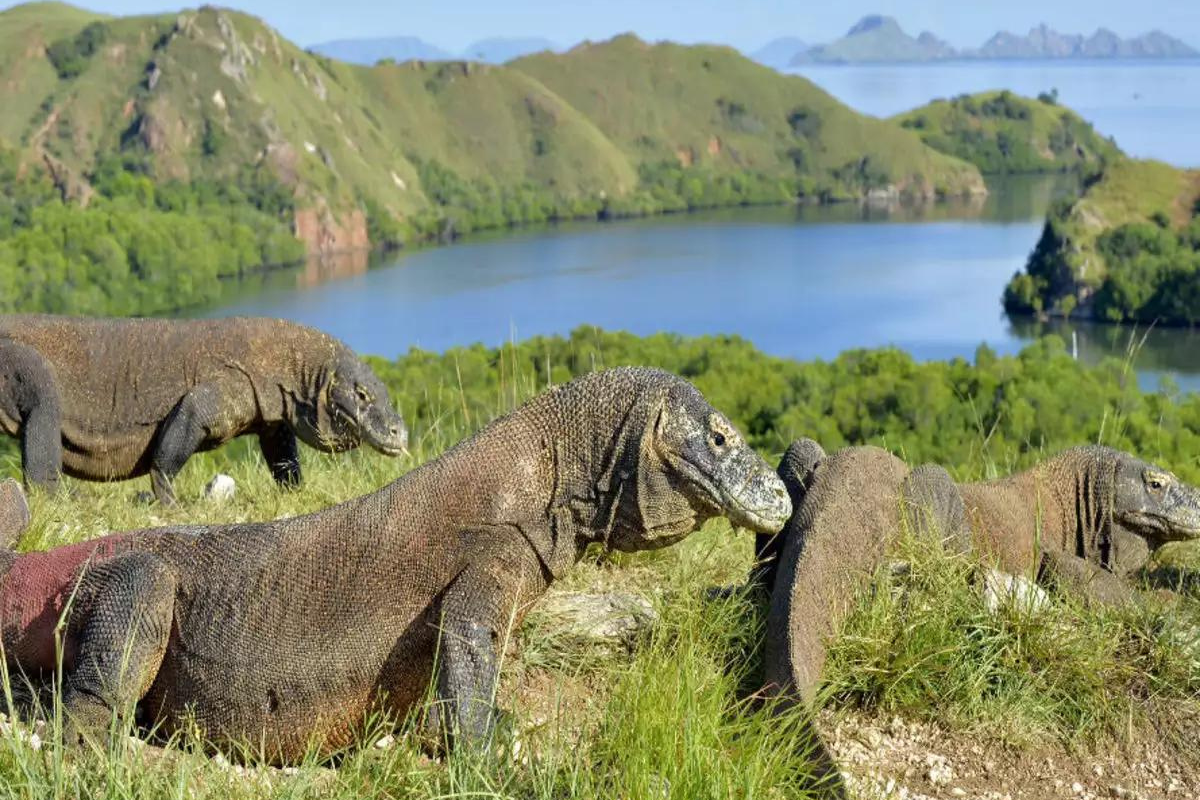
xmin=0 ymin=4 xmax=986 ymax=316
xmin=1005 ymin=158 xmax=1200 ymax=324
xmin=894 ymin=90 xmax=1120 ymax=175
xmin=0 ymin=149 xmax=304 ymax=315
xmin=357 ymin=328 xmax=1200 ymax=485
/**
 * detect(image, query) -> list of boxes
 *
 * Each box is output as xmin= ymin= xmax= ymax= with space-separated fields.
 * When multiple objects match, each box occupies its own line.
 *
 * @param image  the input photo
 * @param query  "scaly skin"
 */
xmin=761 ymin=441 xmax=965 ymax=800
xmin=0 ymin=479 xmax=29 ymax=549
xmin=0 ymin=315 xmax=408 ymax=504
xmin=0 ymin=367 xmax=790 ymax=760
xmin=958 ymin=445 xmax=1200 ymax=605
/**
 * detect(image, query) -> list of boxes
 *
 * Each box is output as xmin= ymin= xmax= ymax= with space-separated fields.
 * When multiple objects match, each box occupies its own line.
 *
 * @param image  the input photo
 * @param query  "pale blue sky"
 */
xmin=13 ymin=0 xmax=1200 ymax=52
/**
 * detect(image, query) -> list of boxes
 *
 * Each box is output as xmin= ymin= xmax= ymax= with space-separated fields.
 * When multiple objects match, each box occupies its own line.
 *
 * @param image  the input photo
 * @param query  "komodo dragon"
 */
xmin=957 ymin=445 xmax=1200 ymax=605
xmin=760 ymin=441 xmax=966 ymax=799
xmin=0 ymin=315 xmax=408 ymax=504
xmin=0 ymin=367 xmax=791 ymax=759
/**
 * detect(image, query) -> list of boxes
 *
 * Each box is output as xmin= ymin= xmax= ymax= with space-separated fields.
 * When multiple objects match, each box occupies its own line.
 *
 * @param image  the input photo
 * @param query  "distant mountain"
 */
xmin=309 ymin=36 xmax=451 ymax=65
xmin=785 ymin=15 xmax=1198 ymax=65
xmin=750 ymin=37 xmax=807 ymax=69
xmin=791 ymin=15 xmax=953 ymax=64
xmin=462 ymin=37 xmax=557 ymax=63
xmin=972 ymin=25 xmax=1198 ymax=59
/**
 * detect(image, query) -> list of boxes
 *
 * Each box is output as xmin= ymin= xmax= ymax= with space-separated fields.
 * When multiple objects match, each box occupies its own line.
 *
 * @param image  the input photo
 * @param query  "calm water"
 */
xmin=205 ymin=62 xmax=1200 ymax=390
xmin=790 ymin=60 xmax=1200 ymax=167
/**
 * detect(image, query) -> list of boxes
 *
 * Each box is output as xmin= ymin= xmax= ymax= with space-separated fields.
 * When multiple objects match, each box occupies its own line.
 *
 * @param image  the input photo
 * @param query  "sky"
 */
xmin=13 ymin=0 xmax=1200 ymax=52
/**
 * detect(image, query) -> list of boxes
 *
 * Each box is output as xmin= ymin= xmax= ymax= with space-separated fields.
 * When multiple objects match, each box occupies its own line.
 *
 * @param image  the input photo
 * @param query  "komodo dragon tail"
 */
xmin=762 ymin=441 xmax=967 ymax=798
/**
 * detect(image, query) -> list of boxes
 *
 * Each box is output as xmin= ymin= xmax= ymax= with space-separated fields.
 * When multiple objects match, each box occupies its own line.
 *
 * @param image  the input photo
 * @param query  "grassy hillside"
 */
xmin=894 ymin=90 xmax=1121 ymax=175
xmin=0 ymin=330 xmax=1197 ymax=797
xmin=1004 ymin=158 xmax=1200 ymax=322
xmin=512 ymin=35 xmax=984 ymax=202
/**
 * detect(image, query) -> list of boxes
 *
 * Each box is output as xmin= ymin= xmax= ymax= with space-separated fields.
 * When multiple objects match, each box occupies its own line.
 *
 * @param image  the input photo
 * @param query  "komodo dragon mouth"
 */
xmin=675 ymin=448 xmax=792 ymax=534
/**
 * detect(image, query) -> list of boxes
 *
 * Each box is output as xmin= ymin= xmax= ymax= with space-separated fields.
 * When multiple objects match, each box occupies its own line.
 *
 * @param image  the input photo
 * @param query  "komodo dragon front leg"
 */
xmin=430 ymin=534 xmax=547 ymax=748
xmin=1038 ymin=551 xmax=1137 ymax=608
xmin=61 ymin=552 xmax=177 ymax=741
xmin=0 ymin=340 xmax=64 ymax=492
xmin=151 ymin=384 xmax=240 ymax=505
xmin=258 ymin=423 xmax=302 ymax=488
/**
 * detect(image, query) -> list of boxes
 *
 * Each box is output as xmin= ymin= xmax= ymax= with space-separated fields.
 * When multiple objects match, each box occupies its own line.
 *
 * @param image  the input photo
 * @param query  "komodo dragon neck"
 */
xmin=1030 ymin=449 xmax=1116 ymax=564
xmin=976 ymin=449 xmax=1118 ymax=568
xmin=345 ymin=371 xmax=669 ymax=580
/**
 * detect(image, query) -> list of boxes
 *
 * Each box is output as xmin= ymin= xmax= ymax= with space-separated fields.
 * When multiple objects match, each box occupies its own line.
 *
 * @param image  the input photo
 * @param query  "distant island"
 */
xmin=309 ymin=36 xmax=558 ymax=65
xmin=751 ymin=15 xmax=1199 ymax=68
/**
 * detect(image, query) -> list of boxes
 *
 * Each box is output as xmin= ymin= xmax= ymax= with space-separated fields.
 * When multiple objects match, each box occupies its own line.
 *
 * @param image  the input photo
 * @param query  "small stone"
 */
xmin=1072 ymin=783 xmax=1084 ymax=794
xmin=205 ymin=474 xmax=236 ymax=502
xmin=952 ymin=789 xmax=967 ymax=797
xmin=374 ymin=734 xmax=394 ymax=749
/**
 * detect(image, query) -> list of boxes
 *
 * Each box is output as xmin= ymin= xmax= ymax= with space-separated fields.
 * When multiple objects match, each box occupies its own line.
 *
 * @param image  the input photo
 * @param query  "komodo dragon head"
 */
xmin=304 ymin=353 xmax=409 ymax=456
xmin=606 ymin=371 xmax=792 ymax=552
xmin=1110 ymin=451 xmax=1200 ymax=548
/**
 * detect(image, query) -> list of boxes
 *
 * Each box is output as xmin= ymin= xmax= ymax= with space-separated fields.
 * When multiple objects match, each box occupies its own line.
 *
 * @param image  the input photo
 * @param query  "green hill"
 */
xmin=1004 ymin=158 xmax=1200 ymax=322
xmin=512 ymin=35 xmax=983 ymax=202
xmin=894 ymin=90 xmax=1121 ymax=175
xmin=0 ymin=4 xmax=987 ymax=317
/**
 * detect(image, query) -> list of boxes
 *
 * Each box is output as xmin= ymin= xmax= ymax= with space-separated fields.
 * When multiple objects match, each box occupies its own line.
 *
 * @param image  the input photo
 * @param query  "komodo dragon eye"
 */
xmin=1145 ymin=471 xmax=1170 ymax=492
xmin=356 ymin=385 xmax=373 ymax=403
xmin=712 ymin=432 xmax=726 ymax=448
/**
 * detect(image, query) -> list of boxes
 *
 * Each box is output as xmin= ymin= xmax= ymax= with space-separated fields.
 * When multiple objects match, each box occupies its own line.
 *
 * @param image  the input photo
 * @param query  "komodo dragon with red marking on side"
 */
xmin=0 ymin=367 xmax=791 ymax=760
xmin=0 ymin=315 xmax=408 ymax=504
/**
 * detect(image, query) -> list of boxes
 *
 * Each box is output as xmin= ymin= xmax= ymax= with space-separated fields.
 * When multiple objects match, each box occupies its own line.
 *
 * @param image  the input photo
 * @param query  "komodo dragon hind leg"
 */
xmin=62 ymin=552 xmax=176 ymax=745
xmin=150 ymin=385 xmax=226 ymax=505
xmin=258 ymin=423 xmax=302 ymax=488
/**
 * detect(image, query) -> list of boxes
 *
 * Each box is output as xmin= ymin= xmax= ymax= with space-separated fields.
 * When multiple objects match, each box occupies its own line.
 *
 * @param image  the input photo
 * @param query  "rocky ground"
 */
xmin=824 ymin=708 xmax=1198 ymax=800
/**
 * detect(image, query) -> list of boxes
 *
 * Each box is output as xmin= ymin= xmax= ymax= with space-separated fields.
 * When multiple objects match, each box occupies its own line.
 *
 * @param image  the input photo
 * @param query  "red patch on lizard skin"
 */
xmin=0 ymin=533 xmax=133 ymax=673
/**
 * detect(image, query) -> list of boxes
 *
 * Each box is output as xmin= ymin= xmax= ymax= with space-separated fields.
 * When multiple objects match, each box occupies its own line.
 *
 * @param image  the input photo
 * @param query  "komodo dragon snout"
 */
xmin=614 ymin=380 xmax=791 ymax=551
xmin=1113 ymin=455 xmax=1200 ymax=546
xmin=317 ymin=354 xmax=409 ymax=456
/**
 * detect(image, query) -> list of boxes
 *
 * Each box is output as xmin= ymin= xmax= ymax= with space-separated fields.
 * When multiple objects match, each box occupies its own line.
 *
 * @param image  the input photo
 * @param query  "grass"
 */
xmin=0 ymin=358 xmax=1197 ymax=799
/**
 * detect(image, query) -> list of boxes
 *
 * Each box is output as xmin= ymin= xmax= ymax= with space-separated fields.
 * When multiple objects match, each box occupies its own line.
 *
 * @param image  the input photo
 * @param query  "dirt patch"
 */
xmin=822 ymin=707 xmax=1199 ymax=800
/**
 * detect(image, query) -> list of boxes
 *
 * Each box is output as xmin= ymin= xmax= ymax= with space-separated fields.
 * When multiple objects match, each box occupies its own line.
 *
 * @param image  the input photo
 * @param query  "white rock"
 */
xmin=205 ymin=474 xmax=237 ymax=502
xmin=982 ymin=568 xmax=1050 ymax=615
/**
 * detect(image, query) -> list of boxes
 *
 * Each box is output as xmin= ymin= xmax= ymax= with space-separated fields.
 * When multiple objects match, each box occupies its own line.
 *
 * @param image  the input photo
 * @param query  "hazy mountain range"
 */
xmin=756 ymin=15 xmax=1199 ymax=68
xmin=310 ymin=36 xmax=557 ymax=65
